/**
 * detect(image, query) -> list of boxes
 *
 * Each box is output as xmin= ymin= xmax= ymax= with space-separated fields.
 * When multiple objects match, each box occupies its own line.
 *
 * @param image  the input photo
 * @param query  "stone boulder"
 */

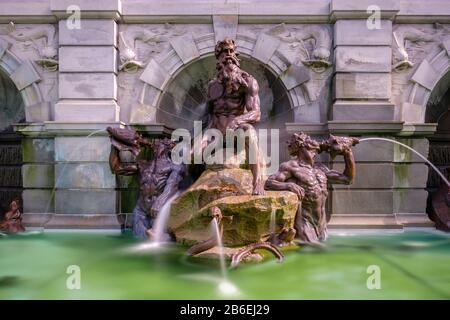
xmin=168 ymin=168 xmax=298 ymax=246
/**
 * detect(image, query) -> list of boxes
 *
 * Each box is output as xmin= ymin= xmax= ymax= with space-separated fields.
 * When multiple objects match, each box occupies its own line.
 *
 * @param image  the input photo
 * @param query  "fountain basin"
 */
xmin=2 ymin=230 xmax=448 ymax=299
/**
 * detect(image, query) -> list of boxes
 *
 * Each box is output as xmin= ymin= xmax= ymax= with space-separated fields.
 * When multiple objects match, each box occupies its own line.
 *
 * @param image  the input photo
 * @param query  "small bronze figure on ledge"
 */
xmin=107 ymin=127 xmax=185 ymax=238
xmin=265 ymin=132 xmax=358 ymax=243
xmin=0 ymin=200 xmax=25 ymax=234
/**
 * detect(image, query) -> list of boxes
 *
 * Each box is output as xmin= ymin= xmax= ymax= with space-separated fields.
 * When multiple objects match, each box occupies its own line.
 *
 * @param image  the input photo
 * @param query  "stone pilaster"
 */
xmin=15 ymin=124 xmax=55 ymax=227
xmin=44 ymin=122 xmax=122 ymax=228
xmin=55 ymin=19 xmax=119 ymax=122
xmin=48 ymin=1 xmax=121 ymax=226
xmin=328 ymin=1 xmax=433 ymax=228
xmin=329 ymin=135 xmax=433 ymax=228
xmin=332 ymin=18 xmax=395 ymax=121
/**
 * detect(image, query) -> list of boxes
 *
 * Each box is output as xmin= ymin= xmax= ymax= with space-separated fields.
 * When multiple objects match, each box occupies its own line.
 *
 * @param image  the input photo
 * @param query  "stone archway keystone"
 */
xmin=169 ymin=33 xmax=200 ymax=65
xmin=10 ymin=60 xmax=41 ymax=91
xmin=213 ymin=15 xmax=238 ymax=43
xmin=140 ymin=59 xmax=169 ymax=91
xmin=253 ymin=33 xmax=280 ymax=64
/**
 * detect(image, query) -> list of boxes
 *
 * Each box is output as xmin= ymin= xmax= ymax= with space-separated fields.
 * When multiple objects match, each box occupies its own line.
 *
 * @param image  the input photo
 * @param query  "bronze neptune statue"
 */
xmin=203 ymin=37 xmax=265 ymax=195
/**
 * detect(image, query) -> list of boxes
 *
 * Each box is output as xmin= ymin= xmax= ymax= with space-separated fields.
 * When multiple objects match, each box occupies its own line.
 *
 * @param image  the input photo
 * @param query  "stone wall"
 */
xmin=0 ymin=0 xmax=449 ymax=229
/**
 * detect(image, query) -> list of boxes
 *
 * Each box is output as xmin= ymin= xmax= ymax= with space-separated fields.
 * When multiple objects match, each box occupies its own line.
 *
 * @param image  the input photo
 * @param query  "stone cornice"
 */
xmin=14 ymin=122 xmax=174 ymax=138
xmin=330 ymin=0 xmax=400 ymax=21
xmin=286 ymin=121 xmax=437 ymax=137
xmin=14 ymin=122 xmax=124 ymax=137
xmin=50 ymin=0 xmax=122 ymax=21
xmin=1 ymin=0 xmax=450 ymax=24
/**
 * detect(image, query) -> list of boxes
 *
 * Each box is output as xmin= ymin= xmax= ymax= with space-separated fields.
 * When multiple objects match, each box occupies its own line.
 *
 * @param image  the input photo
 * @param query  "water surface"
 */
xmin=0 ymin=230 xmax=449 ymax=299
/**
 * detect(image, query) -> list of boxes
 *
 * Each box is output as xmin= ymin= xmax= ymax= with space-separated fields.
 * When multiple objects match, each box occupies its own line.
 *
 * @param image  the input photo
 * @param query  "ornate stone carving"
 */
xmin=391 ymin=24 xmax=450 ymax=111
xmin=392 ymin=25 xmax=437 ymax=72
xmin=118 ymin=24 xmax=186 ymax=73
xmin=266 ymin=23 xmax=332 ymax=73
xmin=8 ymin=23 xmax=58 ymax=71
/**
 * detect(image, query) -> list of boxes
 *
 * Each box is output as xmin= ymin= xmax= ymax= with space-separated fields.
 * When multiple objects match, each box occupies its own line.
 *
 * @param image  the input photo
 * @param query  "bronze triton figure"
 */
xmin=107 ymin=127 xmax=185 ymax=238
xmin=204 ymin=37 xmax=265 ymax=195
xmin=265 ymin=133 xmax=358 ymax=243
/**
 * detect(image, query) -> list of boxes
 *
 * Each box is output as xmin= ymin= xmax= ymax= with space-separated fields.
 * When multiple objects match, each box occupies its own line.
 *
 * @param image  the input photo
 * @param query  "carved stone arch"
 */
xmin=0 ymin=38 xmax=46 ymax=123
xmin=136 ymin=31 xmax=315 ymax=125
xmin=401 ymin=38 xmax=450 ymax=123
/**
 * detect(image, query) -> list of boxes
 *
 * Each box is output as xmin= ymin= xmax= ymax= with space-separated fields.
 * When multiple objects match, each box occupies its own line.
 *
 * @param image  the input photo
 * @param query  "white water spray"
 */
xmin=212 ymin=218 xmax=226 ymax=279
xmin=151 ymin=192 xmax=180 ymax=245
xmin=360 ymin=137 xmax=450 ymax=188
xmin=212 ymin=217 xmax=239 ymax=296
xmin=269 ymin=209 xmax=276 ymax=235
xmin=129 ymin=192 xmax=180 ymax=252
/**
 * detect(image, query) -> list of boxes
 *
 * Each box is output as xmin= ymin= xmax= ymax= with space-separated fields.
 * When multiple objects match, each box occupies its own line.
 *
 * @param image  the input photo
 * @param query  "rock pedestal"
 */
xmin=168 ymin=168 xmax=298 ymax=246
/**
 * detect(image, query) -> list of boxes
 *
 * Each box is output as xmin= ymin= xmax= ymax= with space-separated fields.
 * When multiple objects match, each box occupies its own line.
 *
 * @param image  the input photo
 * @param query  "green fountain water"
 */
xmin=0 ymin=230 xmax=449 ymax=299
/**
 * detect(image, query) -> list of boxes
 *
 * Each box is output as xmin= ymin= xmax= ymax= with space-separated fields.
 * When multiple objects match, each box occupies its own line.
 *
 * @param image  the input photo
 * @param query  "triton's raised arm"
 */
xmin=107 ymin=126 xmax=141 ymax=176
xmin=322 ymin=150 xmax=356 ymax=185
xmin=320 ymin=135 xmax=358 ymax=185
xmin=108 ymin=145 xmax=138 ymax=176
